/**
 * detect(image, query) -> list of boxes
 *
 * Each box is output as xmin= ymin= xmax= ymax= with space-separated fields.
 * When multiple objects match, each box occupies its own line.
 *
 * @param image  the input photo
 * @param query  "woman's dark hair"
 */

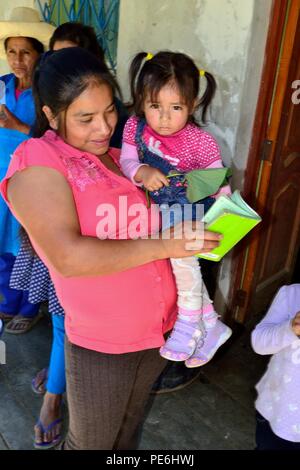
xmin=32 ymin=47 xmax=120 ymax=137
xmin=129 ymin=51 xmax=216 ymax=124
xmin=4 ymin=36 xmax=44 ymax=54
xmin=49 ymin=22 xmax=105 ymax=63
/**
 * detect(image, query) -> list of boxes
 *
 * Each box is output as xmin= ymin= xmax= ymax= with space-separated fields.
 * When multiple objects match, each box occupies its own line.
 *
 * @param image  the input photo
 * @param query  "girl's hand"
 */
xmin=160 ymin=220 xmax=222 ymax=259
xmin=0 ymin=105 xmax=30 ymax=134
xmin=291 ymin=311 xmax=300 ymax=336
xmin=135 ymin=165 xmax=169 ymax=191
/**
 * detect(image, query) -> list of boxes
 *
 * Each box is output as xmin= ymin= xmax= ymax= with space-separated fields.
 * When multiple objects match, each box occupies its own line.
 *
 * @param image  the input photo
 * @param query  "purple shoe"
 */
xmin=185 ymin=320 xmax=232 ymax=368
xmin=160 ymin=316 xmax=206 ymax=361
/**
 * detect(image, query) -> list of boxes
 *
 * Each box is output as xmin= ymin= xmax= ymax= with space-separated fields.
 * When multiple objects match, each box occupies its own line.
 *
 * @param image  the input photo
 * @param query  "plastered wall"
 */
xmin=117 ymin=0 xmax=273 ymax=312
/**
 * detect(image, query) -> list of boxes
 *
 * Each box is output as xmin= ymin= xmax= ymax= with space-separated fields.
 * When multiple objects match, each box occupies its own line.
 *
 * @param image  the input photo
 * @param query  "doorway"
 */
xmin=227 ymin=0 xmax=300 ymax=323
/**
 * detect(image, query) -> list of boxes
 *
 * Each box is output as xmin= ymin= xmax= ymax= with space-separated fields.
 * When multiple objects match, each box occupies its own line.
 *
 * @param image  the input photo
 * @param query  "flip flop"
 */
xmin=31 ymin=368 xmax=48 ymax=395
xmin=0 ymin=312 xmax=15 ymax=323
xmin=34 ymin=418 xmax=63 ymax=450
xmin=5 ymin=312 xmax=43 ymax=335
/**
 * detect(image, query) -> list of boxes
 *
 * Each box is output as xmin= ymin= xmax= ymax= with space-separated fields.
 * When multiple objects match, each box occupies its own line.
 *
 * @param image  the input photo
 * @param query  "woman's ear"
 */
xmin=42 ymin=105 xmax=59 ymax=130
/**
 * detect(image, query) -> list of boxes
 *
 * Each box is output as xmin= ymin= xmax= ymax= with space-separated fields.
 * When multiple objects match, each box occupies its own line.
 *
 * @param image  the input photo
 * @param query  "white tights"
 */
xmin=170 ymin=257 xmax=218 ymax=324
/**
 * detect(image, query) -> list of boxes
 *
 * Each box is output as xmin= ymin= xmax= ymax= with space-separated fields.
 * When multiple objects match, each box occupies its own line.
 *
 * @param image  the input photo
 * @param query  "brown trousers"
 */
xmin=63 ymin=338 xmax=167 ymax=450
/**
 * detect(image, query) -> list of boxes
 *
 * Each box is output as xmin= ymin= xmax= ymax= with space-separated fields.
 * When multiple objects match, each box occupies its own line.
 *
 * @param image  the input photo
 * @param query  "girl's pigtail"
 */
xmin=199 ymin=71 xmax=216 ymax=123
xmin=129 ymin=52 xmax=148 ymax=111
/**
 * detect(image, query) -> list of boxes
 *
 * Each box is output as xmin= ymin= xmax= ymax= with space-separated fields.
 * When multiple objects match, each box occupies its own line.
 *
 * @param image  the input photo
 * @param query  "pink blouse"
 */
xmin=121 ymin=116 xmax=231 ymax=196
xmin=122 ymin=116 xmax=223 ymax=173
xmin=0 ymin=130 xmax=177 ymax=354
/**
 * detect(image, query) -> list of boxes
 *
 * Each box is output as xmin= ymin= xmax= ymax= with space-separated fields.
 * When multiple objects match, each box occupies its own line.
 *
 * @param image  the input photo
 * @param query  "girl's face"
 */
xmin=6 ymin=37 xmax=40 ymax=83
xmin=48 ymin=82 xmax=117 ymax=156
xmin=143 ymin=83 xmax=193 ymax=136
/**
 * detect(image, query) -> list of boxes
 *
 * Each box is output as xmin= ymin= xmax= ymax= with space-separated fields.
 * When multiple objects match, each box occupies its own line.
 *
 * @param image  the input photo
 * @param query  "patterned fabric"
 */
xmin=60 ymin=154 xmax=120 ymax=192
xmin=123 ymin=115 xmax=222 ymax=172
xmin=135 ymin=118 xmax=215 ymax=215
xmin=10 ymin=234 xmax=64 ymax=316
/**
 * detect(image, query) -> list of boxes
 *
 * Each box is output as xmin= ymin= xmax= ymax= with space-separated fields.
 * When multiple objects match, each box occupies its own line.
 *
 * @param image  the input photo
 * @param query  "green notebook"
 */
xmin=197 ymin=190 xmax=261 ymax=262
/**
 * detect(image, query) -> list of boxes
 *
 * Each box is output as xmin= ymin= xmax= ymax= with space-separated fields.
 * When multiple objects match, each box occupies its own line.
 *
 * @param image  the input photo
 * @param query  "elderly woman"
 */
xmin=0 ymin=7 xmax=54 ymax=332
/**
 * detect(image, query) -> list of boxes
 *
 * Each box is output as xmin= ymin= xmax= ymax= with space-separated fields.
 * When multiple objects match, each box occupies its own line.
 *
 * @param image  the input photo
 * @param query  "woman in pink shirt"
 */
xmin=0 ymin=47 xmax=221 ymax=450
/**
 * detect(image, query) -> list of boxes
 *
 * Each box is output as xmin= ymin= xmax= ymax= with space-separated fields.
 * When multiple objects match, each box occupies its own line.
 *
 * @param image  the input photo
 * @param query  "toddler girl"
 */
xmin=252 ymin=284 xmax=300 ymax=449
xmin=120 ymin=51 xmax=232 ymax=367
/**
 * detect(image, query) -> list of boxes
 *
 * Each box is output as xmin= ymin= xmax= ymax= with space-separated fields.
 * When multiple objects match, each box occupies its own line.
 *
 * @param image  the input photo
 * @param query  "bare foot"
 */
xmin=34 ymin=392 xmax=62 ymax=447
xmin=32 ymin=368 xmax=48 ymax=394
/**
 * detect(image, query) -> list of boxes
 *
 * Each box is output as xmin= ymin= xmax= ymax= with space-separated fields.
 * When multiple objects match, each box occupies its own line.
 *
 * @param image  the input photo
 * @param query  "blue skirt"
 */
xmin=10 ymin=234 xmax=64 ymax=316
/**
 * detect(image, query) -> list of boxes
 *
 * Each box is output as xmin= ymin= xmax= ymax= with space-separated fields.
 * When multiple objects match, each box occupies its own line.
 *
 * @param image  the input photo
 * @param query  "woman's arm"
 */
xmin=7 ymin=166 xmax=221 ymax=277
xmin=0 ymin=104 xmax=30 ymax=134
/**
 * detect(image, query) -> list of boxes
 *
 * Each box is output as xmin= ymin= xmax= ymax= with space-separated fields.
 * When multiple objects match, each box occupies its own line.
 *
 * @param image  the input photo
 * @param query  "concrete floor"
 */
xmin=0 ymin=310 xmax=268 ymax=450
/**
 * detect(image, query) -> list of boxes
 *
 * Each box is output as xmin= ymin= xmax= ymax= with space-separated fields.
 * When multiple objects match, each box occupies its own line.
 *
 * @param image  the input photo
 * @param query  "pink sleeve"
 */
xmin=120 ymin=142 xmax=148 ymax=186
xmin=122 ymin=116 xmax=139 ymax=145
xmin=0 ymin=137 xmax=67 ymax=205
xmin=195 ymin=130 xmax=223 ymax=168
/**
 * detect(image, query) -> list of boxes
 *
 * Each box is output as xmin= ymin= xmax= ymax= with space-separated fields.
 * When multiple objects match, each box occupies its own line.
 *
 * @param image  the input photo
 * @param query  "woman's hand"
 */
xmin=160 ymin=220 xmax=222 ymax=259
xmin=0 ymin=105 xmax=30 ymax=134
xmin=134 ymin=165 xmax=169 ymax=191
xmin=291 ymin=311 xmax=300 ymax=336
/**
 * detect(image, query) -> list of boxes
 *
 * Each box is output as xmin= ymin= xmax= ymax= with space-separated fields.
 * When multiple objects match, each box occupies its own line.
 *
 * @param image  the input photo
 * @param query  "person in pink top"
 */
xmin=120 ymin=51 xmax=232 ymax=368
xmin=0 ymin=47 xmax=221 ymax=450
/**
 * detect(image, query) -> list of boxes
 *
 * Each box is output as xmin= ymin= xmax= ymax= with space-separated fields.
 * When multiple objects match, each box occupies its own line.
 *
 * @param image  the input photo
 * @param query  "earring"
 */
xmin=50 ymin=119 xmax=58 ymax=130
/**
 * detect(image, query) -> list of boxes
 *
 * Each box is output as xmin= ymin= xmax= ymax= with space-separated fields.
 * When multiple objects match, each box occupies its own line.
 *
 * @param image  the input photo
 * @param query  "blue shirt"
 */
xmin=0 ymin=73 xmax=35 ymax=126
xmin=0 ymin=74 xmax=35 ymax=255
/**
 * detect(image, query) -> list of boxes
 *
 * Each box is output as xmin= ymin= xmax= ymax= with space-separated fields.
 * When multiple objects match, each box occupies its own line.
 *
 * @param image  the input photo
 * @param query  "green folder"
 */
xmin=197 ymin=190 xmax=261 ymax=262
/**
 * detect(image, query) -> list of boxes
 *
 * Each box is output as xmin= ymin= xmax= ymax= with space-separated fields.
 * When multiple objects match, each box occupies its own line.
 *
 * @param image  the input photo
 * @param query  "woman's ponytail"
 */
xmin=31 ymin=54 xmax=53 ymax=137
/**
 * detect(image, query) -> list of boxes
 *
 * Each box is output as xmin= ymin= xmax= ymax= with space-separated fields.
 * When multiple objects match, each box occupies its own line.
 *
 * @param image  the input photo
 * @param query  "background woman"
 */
xmin=0 ymin=7 xmax=54 ymax=334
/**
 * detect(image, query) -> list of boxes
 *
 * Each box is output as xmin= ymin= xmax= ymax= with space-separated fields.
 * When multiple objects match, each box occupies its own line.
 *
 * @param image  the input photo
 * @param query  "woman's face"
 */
xmin=6 ymin=37 xmax=40 ymax=83
xmin=58 ymin=82 xmax=117 ymax=156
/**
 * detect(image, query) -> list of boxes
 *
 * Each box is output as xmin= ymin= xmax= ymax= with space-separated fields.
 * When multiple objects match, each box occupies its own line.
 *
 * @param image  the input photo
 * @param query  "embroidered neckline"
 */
xmin=59 ymin=154 xmax=120 ymax=192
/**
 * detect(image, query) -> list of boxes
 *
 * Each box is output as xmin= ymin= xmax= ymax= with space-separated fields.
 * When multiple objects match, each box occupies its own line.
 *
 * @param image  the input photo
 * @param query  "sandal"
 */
xmin=0 ymin=312 xmax=15 ymax=323
xmin=5 ymin=312 xmax=43 ymax=335
xmin=34 ymin=418 xmax=63 ymax=450
xmin=31 ymin=368 xmax=48 ymax=395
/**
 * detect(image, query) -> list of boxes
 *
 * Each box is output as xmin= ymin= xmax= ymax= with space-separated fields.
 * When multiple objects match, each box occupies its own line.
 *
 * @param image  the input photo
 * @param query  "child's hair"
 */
xmin=49 ymin=22 xmax=105 ymax=63
xmin=32 ymin=47 xmax=120 ymax=137
xmin=129 ymin=51 xmax=216 ymax=124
